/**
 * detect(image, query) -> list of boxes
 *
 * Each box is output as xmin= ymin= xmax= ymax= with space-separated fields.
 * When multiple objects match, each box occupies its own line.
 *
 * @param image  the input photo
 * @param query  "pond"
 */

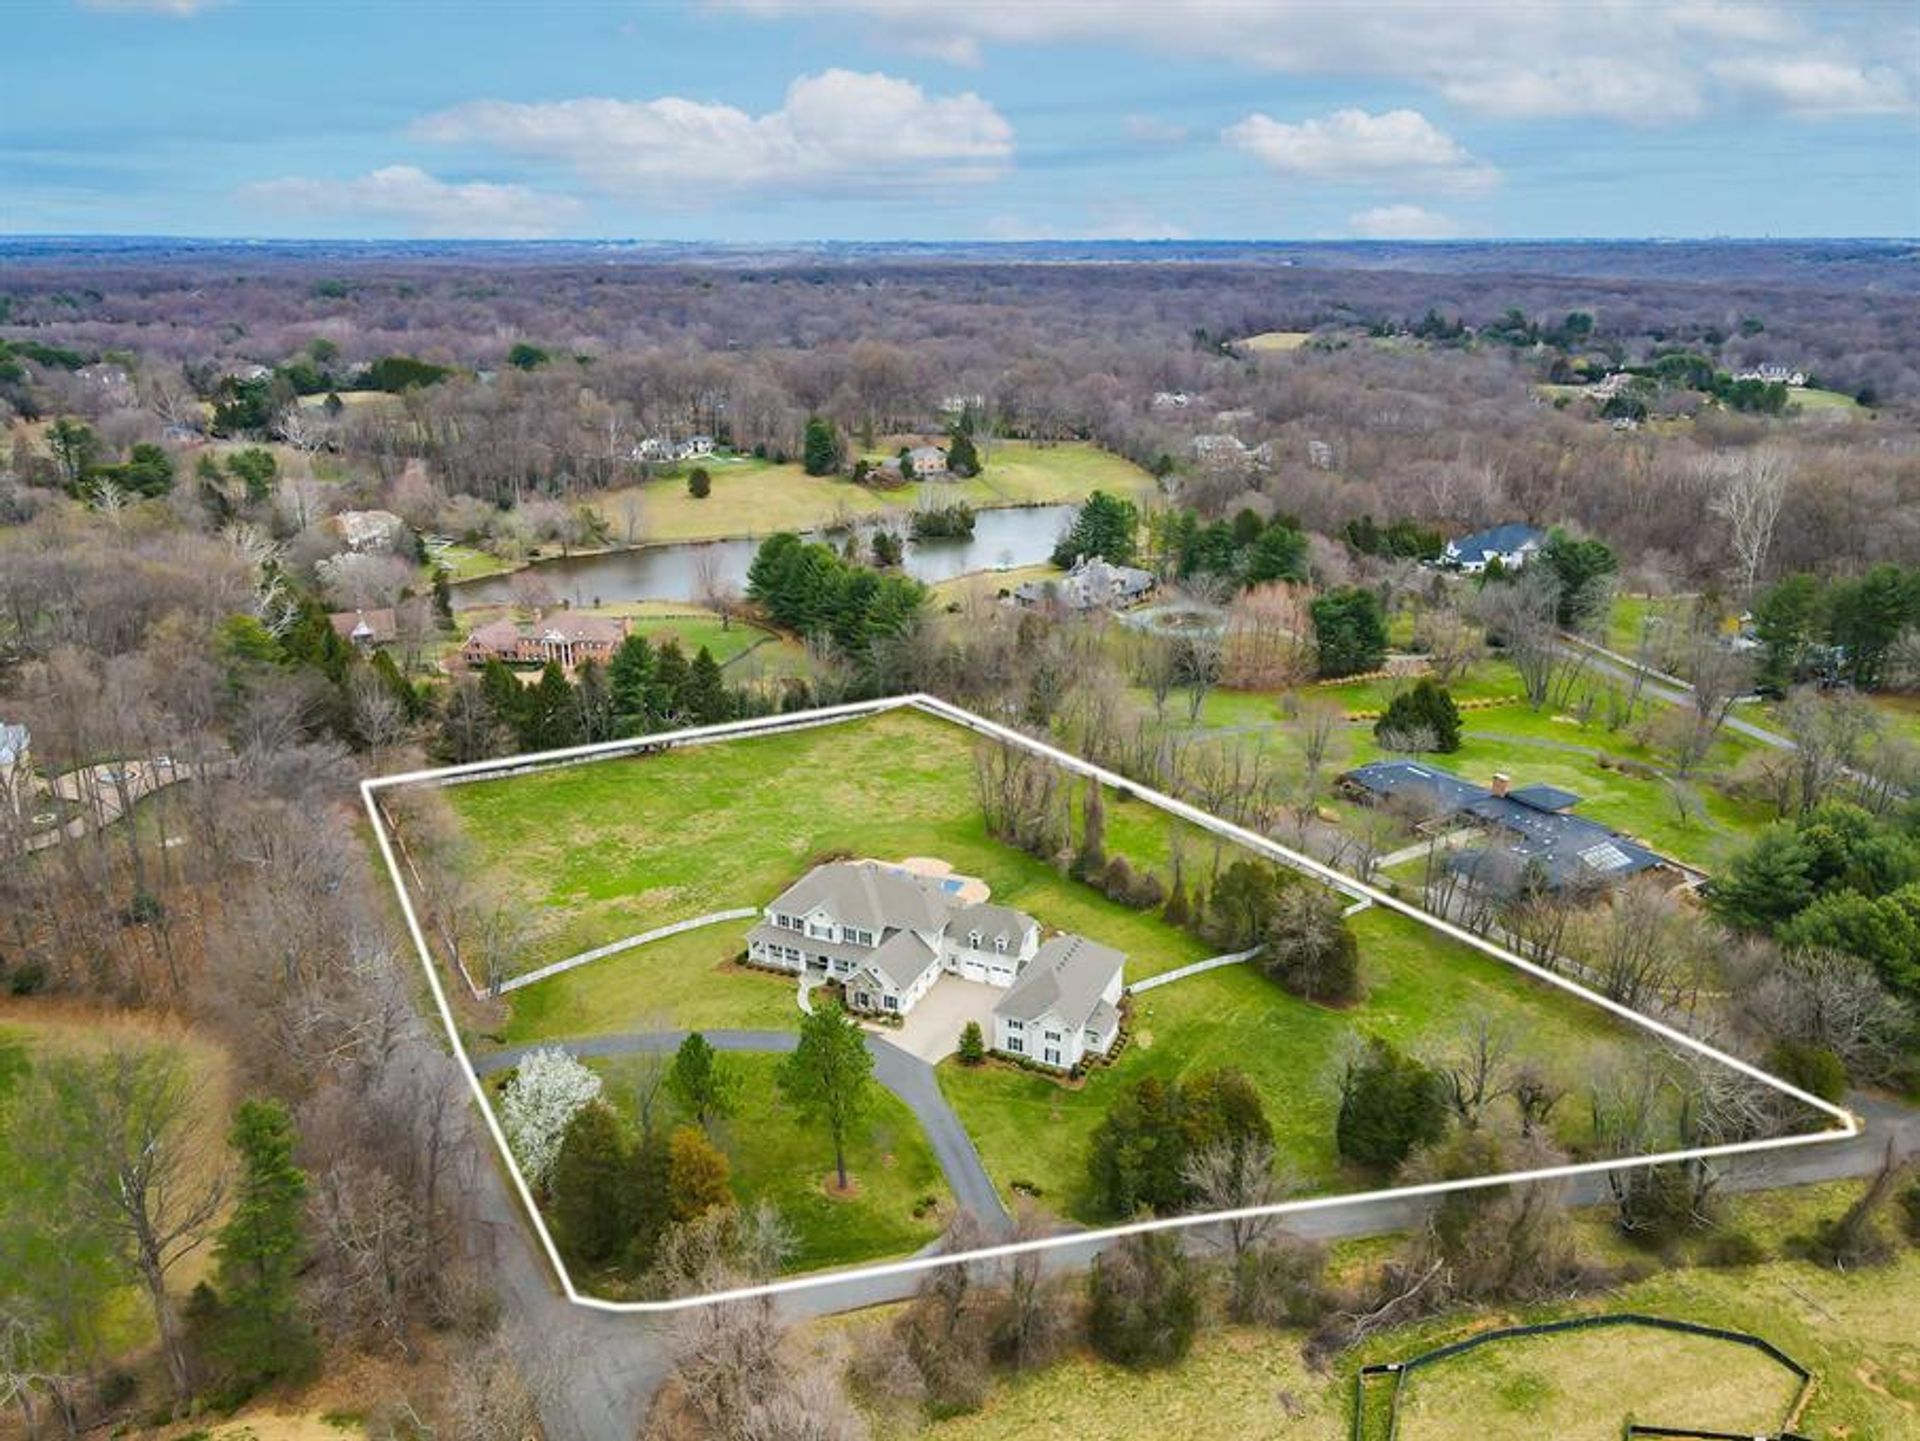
xmin=453 ymin=503 xmax=1076 ymax=610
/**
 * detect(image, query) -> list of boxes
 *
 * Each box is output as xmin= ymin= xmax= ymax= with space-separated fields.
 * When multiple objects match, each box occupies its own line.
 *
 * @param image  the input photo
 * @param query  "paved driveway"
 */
xmin=886 ymin=975 xmax=1004 ymax=1063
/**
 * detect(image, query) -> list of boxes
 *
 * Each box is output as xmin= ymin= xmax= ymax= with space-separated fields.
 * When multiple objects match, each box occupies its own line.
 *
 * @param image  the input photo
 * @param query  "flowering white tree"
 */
xmin=498 ymin=1048 xmax=602 ymax=1187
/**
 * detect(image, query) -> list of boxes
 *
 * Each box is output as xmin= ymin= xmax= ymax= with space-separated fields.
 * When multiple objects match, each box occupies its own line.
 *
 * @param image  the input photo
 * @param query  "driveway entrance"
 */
xmin=885 ymin=975 xmax=1003 ymax=1063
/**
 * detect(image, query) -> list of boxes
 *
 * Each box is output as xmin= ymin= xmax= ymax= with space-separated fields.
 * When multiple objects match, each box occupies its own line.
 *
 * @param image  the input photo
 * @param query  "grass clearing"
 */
xmin=590 ymin=442 xmax=1150 ymax=546
xmin=435 ymin=708 xmax=1215 ymax=994
xmin=1238 ymin=330 xmax=1313 ymax=352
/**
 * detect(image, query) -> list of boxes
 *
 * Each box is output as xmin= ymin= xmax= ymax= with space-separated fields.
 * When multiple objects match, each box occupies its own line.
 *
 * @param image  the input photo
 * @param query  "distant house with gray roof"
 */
xmin=1442 ymin=523 xmax=1545 ymax=574
xmin=747 ymin=860 xmax=1124 ymax=1067
xmin=1341 ymin=760 xmax=1668 ymax=894
xmin=1012 ymin=554 xmax=1157 ymax=613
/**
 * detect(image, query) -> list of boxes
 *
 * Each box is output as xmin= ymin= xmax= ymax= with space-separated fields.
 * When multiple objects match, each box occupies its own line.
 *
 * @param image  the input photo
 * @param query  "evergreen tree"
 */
xmin=1336 ymin=1038 xmax=1450 ymax=1171
xmin=1373 ymin=678 xmax=1462 ymax=752
xmin=683 ymin=646 xmax=732 ymax=724
xmin=478 ymin=656 xmax=527 ymax=738
xmin=627 ymin=1129 xmax=672 ymax=1269
xmin=430 ymin=565 xmax=455 ymax=629
xmin=946 ymin=428 xmax=981 ymax=477
xmin=652 ymin=640 xmax=691 ymax=722
xmin=1244 ymin=520 xmax=1309 ymax=584
xmin=956 ymin=1021 xmax=986 ymax=1065
xmin=687 ymin=466 xmax=712 ymax=498
xmin=667 ymin=1032 xmax=738 ymax=1133
xmin=1540 ymin=530 xmax=1619 ymax=631
xmin=210 ymin=1100 xmax=313 ymax=1384
xmin=1711 ymin=825 xmax=1817 ymax=931
xmin=369 ymin=647 xmax=422 ymax=721
xmin=520 ymin=661 xmax=581 ymax=751
xmin=1310 ymin=587 xmax=1390 ymax=678
xmin=1750 ymin=573 xmax=1818 ymax=695
xmin=607 ymin=633 xmax=658 ymax=735
xmin=779 ymin=1001 xmax=874 ymax=1191
xmin=802 ymin=415 xmax=841 ymax=476
xmin=549 ymin=1101 xmax=631 ymax=1266
xmin=573 ymin=657 xmax=615 ymax=742
xmin=1051 ymin=490 xmax=1140 ymax=567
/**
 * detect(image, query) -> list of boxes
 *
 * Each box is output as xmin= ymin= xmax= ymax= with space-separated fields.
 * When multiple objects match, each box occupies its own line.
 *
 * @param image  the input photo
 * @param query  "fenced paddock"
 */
xmin=1354 ymin=1313 xmax=1814 ymax=1441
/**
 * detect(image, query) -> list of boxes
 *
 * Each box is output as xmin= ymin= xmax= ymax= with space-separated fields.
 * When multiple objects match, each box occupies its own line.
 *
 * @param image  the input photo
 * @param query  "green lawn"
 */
xmin=939 ymin=905 xmax=1670 ymax=1223
xmin=1788 ymin=386 xmax=1868 ymax=416
xmin=587 ymin=1052 xmax=950 ymax=1275
xmin=499 ymin=929 xmax=802 ymax=1046
xmin=435 ymin=708 xmax=1214 ymax=989
xmin=589 ymin=441 xmax=1151 ymax=545
xmin=1143 ymin=655 xmax=1775 ymax=873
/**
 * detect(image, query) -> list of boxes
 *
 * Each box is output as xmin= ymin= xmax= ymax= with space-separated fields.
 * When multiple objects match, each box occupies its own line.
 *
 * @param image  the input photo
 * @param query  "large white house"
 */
xmin=745 ymin=860 xmax=1125 ymax=1069
xmin=1442 ymin=522 xmax=1546 ymax=574
xmin=992 ymin=934 xmax=1126 ymax=1072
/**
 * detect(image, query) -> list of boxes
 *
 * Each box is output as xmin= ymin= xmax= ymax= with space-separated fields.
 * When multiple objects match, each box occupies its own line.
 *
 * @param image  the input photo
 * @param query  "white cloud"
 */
xmin=413 ymin=70 xmax=1013 ymax=201
xmin=1711 ymin=56 xmax=1915 ymax=117
xmin=246 ymin=166 xmax=584 ymax=238
xmin=717 ymin=2 xmax=1897 ymax=125
xmin=1224 ymin=109 xmax=1497 ymax=195
xmin=1348 ymin=204 xmax=1462 ymax=239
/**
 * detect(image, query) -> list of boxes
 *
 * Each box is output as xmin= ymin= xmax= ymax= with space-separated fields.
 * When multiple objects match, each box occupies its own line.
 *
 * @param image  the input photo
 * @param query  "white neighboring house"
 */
xmin=632 ymin=436 xmax=677 ymax=463
xmin=1442 ymin=523 xmax=1546 ymax=574
xmin=1735 ymin=364 xmax=1806 ymax=387
xmin=745 ymin=861 xmax=1124 ymax=1068
xmin=992 ymin=935 xmax=1126 ymax=1072
xmin=677 ymin=435 xmax=715 ymax=460
xmin=1151 ymin=391 xmax=1193 ymax=410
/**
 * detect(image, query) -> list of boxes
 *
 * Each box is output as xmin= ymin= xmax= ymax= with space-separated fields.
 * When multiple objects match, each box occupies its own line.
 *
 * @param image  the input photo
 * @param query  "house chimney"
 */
xmin=1490 ymin=772 xmax=1511 ymax=798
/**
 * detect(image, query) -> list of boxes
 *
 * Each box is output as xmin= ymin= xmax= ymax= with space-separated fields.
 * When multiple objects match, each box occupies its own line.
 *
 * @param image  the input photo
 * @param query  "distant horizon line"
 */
xmin=3 ymin=233 xmax=1915 ymax=247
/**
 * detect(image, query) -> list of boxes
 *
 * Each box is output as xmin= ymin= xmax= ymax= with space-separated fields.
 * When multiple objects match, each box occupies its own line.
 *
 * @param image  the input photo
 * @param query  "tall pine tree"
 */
xmin=210 ymin=1100 xmax=313 ymax=1385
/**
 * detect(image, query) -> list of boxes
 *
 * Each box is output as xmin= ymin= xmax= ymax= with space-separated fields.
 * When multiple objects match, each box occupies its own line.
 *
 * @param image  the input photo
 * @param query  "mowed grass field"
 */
xmin=937 ymin=903 xmax=1668 ymax=1220
xmin=438 ymin=707 xmax=1217 ymax=990
xmin=590 ymin=441 xmax=1152 ymax=545
xmin=1237 ymin=330 xmax=1313 ymax=351
xmin=859 ymin=1183 xmax=1918 ymax=1441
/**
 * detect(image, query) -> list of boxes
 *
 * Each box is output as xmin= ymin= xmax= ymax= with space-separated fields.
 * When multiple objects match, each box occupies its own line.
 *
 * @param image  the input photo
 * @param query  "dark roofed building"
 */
xmin=1342 ymin=760 xmax=1667 ymax=893
xmin=1443 ymin=522 xmax=1545 ymax=573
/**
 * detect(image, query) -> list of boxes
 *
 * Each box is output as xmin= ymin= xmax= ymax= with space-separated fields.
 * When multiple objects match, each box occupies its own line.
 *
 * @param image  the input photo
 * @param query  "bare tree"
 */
xmin=1443 ymin=1011 xmax=1518 ymax=1129
xmin=1705 ymin=448 xmax=1791 ymax=600
xmin=24 ymin=1048 xmax=226 ymax=1406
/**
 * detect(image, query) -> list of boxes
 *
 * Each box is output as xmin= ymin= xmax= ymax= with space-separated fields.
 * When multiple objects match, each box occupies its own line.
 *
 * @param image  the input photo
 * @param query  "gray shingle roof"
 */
xmin=1448 ymin=522 xmax=1544 ymax=559
xmin=766 ymin=861 xmax=952 ymax=934
xmin=948 ymin=902 xmax=1037 ymax=949
xmin=862 ymin=930 xmax=939 ymax=989
xmin=996 ymin=934 xmax=1125 ymax=1028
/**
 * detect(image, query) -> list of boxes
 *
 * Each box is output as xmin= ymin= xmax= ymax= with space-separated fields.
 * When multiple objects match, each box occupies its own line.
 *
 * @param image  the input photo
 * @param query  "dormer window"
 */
xmin=969 ymin=929 xmax=983 ymax=949
xmin=994 ymin=935 xmax=1008 ymax=954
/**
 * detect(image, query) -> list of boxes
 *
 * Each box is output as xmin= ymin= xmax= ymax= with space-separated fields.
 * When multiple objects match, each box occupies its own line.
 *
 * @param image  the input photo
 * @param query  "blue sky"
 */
xmin=5 ymin=1 xmax=1917 ymax=240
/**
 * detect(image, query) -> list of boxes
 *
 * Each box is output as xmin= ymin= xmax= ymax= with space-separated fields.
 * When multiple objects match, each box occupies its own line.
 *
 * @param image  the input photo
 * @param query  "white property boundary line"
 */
xmin=361 ymin=693 xmax=1859 ymax=1315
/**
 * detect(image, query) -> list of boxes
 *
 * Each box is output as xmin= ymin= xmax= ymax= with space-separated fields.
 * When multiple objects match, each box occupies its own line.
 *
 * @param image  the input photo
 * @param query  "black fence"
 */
xmin=1351 ymin=1311 xmax=1813 ymax=1441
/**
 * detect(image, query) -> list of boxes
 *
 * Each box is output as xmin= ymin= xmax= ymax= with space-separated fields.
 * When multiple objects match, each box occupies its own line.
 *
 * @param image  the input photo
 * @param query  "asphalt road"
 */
xmin=476 ymin=1028 xmax=1011 ymax=1231
xmin=473 ymin=1023 xmax=1916 ymax=1441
